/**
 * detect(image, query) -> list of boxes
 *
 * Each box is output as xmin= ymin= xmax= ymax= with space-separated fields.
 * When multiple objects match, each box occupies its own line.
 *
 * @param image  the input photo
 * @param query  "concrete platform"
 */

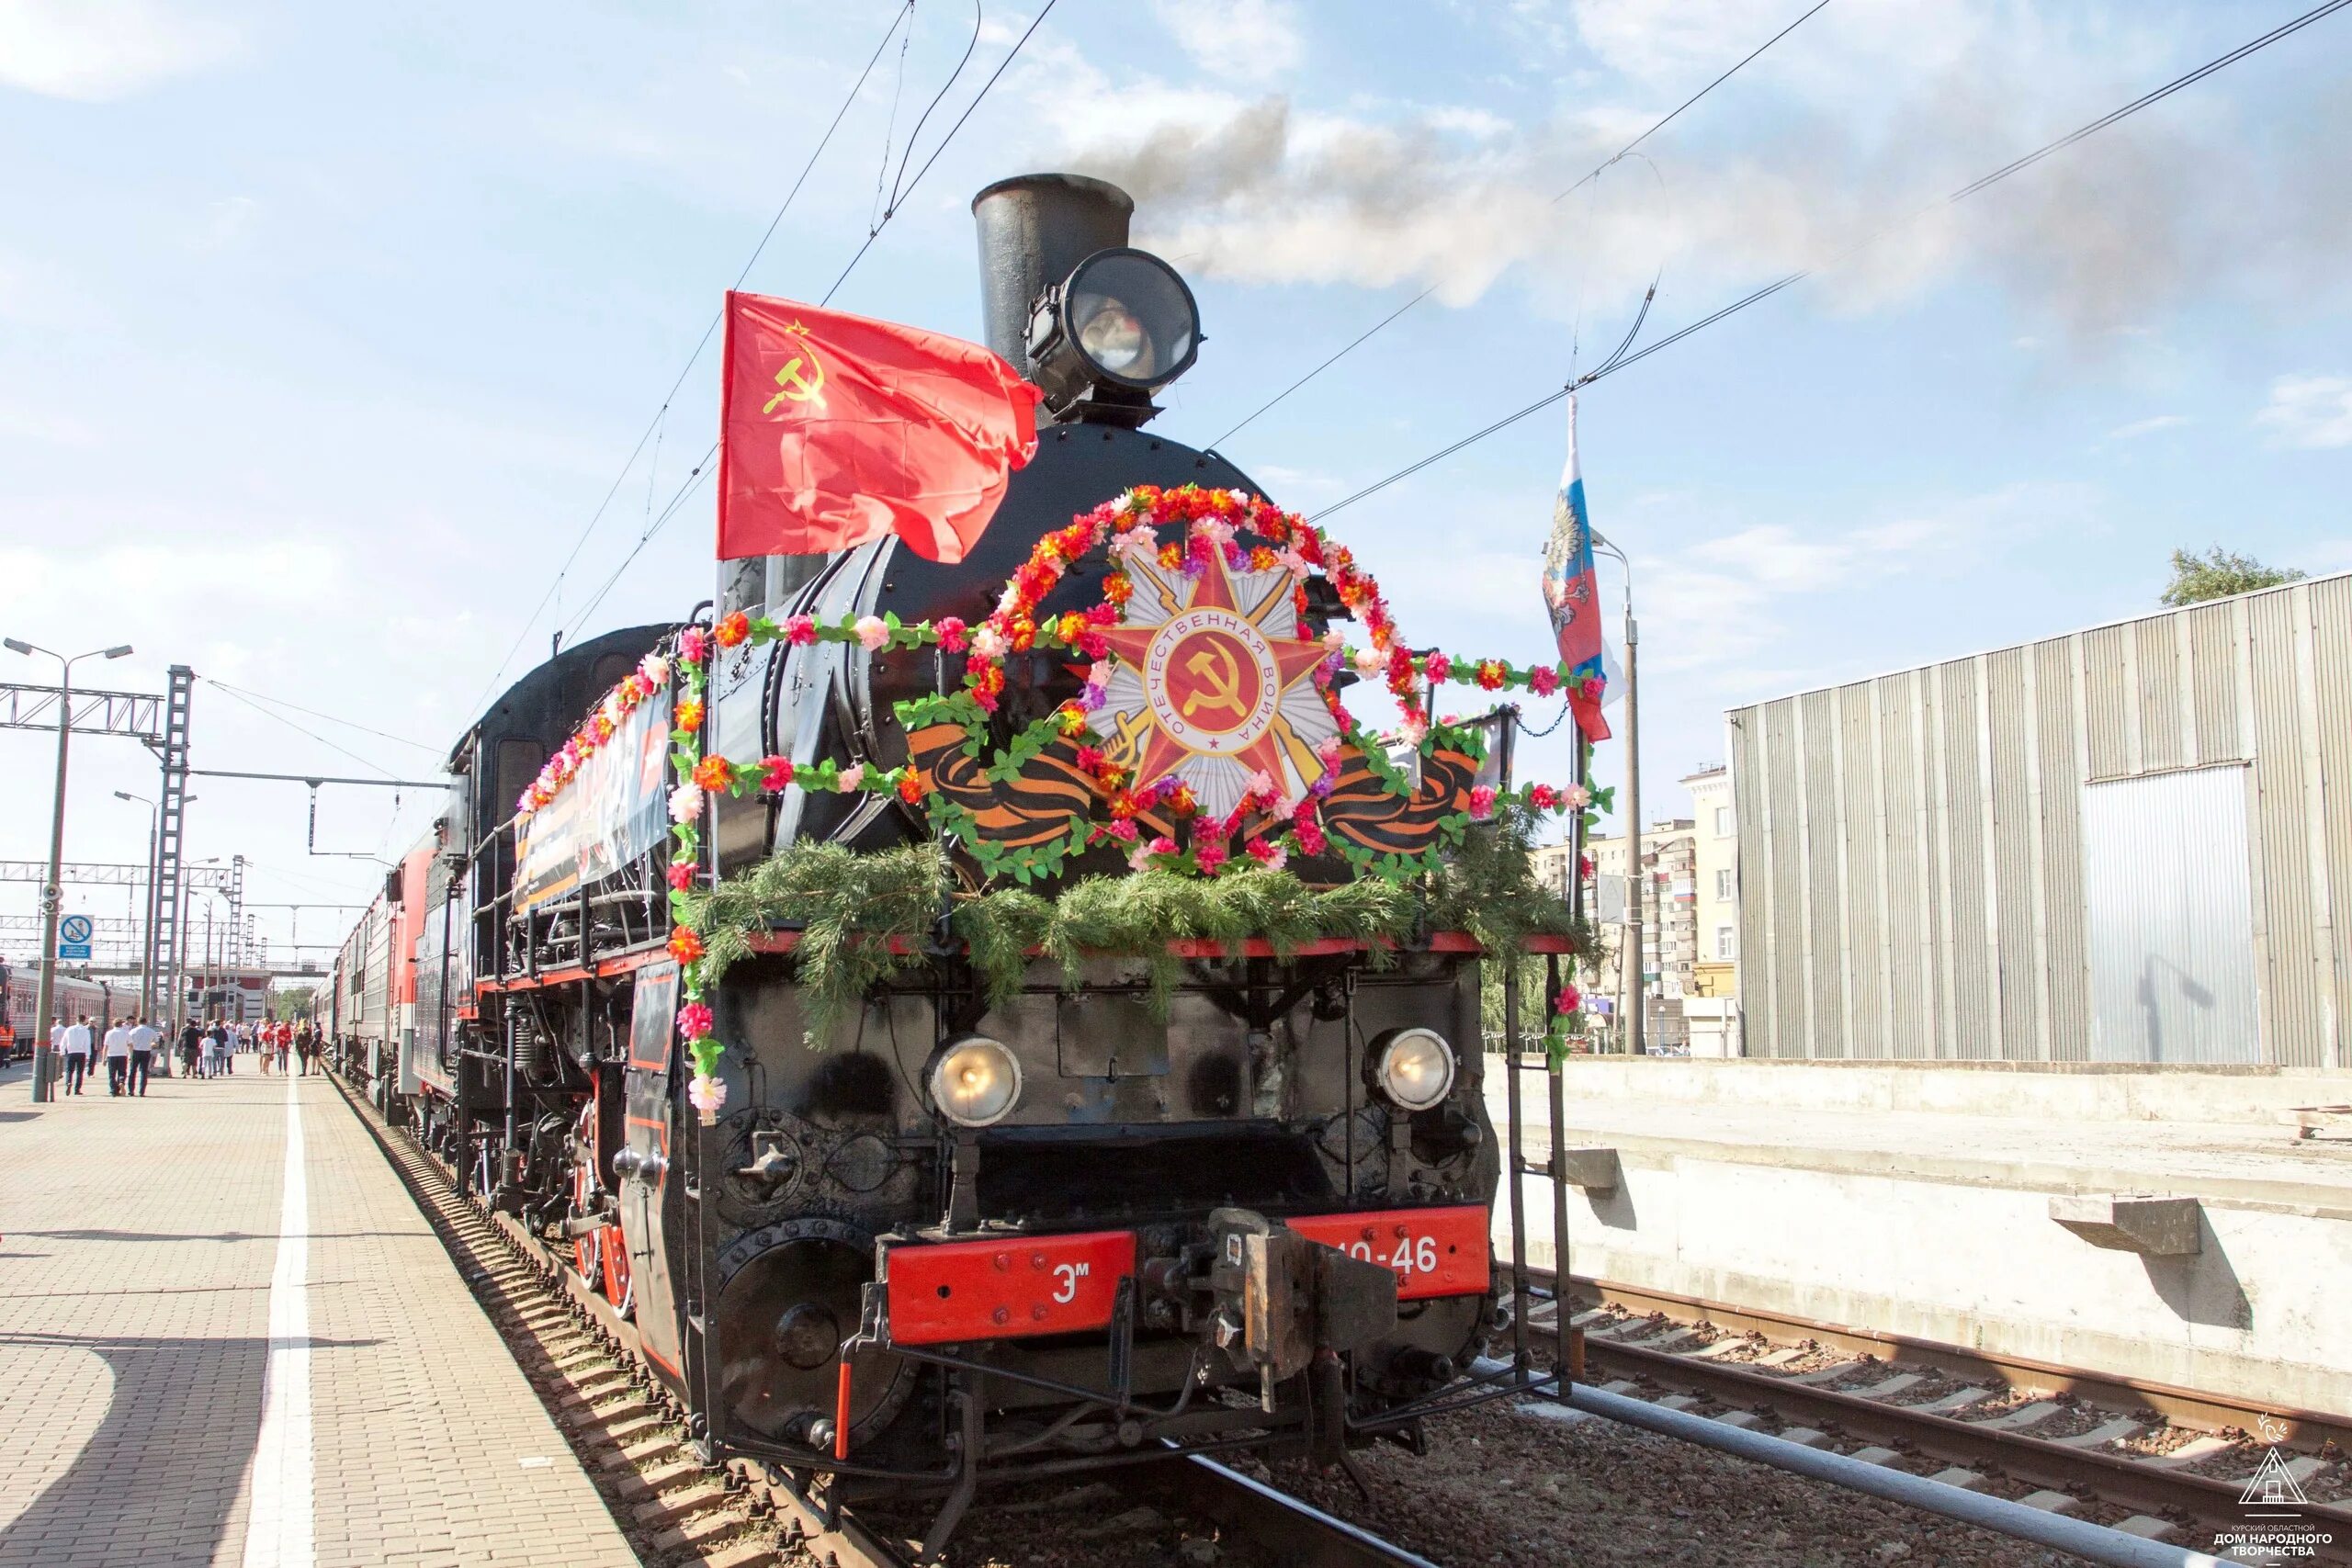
xmin=0 ymin=1057 xmax=639 ymax=1568
xmin=1490 ymin=1057 xmax=2352 ymax=1416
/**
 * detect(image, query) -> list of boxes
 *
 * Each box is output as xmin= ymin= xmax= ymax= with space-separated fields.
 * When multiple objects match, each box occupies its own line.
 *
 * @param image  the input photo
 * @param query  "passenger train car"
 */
xmin=330 ymin=173 xmax=1567 ymax=1552
xmin=1 ymin=962 xmax=133 ymax=1060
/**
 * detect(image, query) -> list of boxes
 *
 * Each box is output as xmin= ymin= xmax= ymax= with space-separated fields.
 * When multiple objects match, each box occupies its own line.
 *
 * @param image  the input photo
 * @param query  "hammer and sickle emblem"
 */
xmin=1182 ymin=643 xmax=1249 ymax=719
xmin=763 ymin=354 xmax=824 ymax=412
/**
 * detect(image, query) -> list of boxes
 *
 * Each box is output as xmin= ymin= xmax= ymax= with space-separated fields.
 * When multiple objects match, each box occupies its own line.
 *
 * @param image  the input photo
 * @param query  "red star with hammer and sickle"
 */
xmin=1099 ymin=549 xmax=1332 ymax=797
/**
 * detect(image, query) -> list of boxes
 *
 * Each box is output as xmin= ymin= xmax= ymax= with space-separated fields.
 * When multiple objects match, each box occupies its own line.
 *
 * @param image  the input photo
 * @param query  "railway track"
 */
xmin=1519 ymin=1269 xmax=2352 ymax=1562
xmin=328 ymin=1066 xmax=1442 ymax=1568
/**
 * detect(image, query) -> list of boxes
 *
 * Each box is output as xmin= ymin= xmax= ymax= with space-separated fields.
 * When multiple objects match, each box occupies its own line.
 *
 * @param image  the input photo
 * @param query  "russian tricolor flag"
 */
xmin=1542 ymin=394 xmax=1611 ymax=742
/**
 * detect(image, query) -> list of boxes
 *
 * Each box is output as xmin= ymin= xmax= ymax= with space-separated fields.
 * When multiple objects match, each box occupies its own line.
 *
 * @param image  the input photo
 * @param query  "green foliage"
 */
xmin=683 ymin=841 xmax=946 ymax=1032
xmin=2159 ymin=547 xmax=2306 ymax=607
xmin=1426 ymin=806 xmax=1585 ymax=953
xmin=269 ymin=986 xmax=316 ymax=1020
xmin=688 ymin=820 xmax=1588 ymax=1037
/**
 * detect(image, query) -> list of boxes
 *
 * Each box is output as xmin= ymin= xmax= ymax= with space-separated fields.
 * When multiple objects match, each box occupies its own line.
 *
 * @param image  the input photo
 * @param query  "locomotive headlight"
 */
xmin=1026 ymin=247 xmax=1200 ymax=423
xmin=929 ymin=1035 xmax=1022 ymax=1127
xmin=1372 ymin=1028 xmax=1455 ymax=1112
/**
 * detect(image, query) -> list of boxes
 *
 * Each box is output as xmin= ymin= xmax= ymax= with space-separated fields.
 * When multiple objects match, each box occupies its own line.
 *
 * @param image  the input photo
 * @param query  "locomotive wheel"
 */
xmin=715 ymin=1220 xmax=912 ymax=1445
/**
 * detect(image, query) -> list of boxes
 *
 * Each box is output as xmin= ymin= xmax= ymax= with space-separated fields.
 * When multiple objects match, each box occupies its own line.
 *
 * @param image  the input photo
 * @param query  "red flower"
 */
xmin=1291 ymin=811 xmax=1327 ymax=857
xmin=1468 ymin=784 xmax=1498 ymax=821
xmin=676 ymin=1002 xmax=714 ymax=1040
xmin=691 ymin=754 xmax=733 ymax=792
xmin=668 ymin=927 xmax=706 ymax=964
xmin=896 ymin=768 xmax=929 ymax=805
xmin=1555 ymin=985 xmax=1581 ymax=1015
xmin=759 ymin=754 xmax=794 ymax=792
xmin=1424 ymin=651 xmax=1452 ymax=683
xmin=1074 ymin=745 xmax=1105 ymax=774
xmin=1476 ymin=660 xmax=1507 ymax=692
xmin=1530 ymin=784 xmax=1559 ymax=811
xmin=1528 ymin=664 xmax=1561 ymax=697
xmin=714 ymin=610 xmax=751 ymax=648
xmin=933 ymin=616 xmax=967 ymax=653
xmin=680 ymin=626 xmax=710 ymax=664
xmin=666 ymin=863 xmax=695 ymax=892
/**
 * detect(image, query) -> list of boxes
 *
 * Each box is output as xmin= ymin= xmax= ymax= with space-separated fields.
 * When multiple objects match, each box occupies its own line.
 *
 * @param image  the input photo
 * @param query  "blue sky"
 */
xmin=3 ymin=0 xmax=2348 ymax=965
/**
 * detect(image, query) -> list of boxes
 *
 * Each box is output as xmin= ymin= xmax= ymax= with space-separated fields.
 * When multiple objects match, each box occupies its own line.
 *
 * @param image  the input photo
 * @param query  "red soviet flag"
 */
xmin=718 ymin=291 xmax=1044 ymax=564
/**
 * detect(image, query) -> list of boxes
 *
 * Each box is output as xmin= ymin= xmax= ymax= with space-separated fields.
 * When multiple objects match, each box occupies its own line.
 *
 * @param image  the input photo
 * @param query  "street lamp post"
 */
xmin=1589 ymin=538 xmax=1641 ymax=1057
xmin=6 ymin=638 xmax=133 ymax=1102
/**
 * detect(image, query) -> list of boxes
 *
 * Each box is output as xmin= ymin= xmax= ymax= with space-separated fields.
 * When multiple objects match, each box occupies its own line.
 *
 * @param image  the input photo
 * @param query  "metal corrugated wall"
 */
xmin=1726 ymin=576 xmax=2348 ymax=1066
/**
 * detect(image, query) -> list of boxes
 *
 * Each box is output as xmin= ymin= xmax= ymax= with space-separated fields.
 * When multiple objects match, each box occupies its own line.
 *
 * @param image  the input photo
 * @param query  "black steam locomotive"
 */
xmin=334 ymin=174 xmax=1564 ymax=1552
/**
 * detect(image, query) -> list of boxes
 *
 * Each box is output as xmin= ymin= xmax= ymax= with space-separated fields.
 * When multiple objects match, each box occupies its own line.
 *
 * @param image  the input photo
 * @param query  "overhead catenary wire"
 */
xmin=208 ymin=682 xmax=407 ymax=780
xmin=465 ymin=1 xmax=917 ymax=717
xmin=1207 ymin=0 xmax=1832 ymax=451
xmin=560 ymin=0 xmax=1062 ymax=639
xmin=1309 ymin=0 xmax=2352 ymax=523
xmin=204 ymin=678 xmax=439 ymax=754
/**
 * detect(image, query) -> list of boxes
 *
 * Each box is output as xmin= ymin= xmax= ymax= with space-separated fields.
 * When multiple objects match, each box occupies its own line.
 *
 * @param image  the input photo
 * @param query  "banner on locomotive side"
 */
xmin=514 ymin=688 xmax=670 ymax=914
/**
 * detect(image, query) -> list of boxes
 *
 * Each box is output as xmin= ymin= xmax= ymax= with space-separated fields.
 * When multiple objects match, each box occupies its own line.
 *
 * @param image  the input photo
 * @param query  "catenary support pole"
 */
xmin=30 ymin=661 xmax=72 ymax=1102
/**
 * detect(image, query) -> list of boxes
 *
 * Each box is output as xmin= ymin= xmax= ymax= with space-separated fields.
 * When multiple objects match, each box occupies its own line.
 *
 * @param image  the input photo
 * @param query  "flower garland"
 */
xmin=1542 ymin=980 xmax=1585 ymax=1065
xmin=511 ymin=486 xmax=1618 ymax=1115
xmin=1348 ymin=647 xmax=1606 ymax=709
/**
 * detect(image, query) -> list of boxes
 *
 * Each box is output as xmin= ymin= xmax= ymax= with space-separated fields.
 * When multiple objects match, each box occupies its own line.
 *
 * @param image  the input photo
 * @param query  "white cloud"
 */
xmin=1634 ymin=483 xmax=2092 ymax=675
xmin=1152 ymin=0 xmax=1304 ymax=84
xmin=0 ymin=0 xmax=237 ymax=101
xmin=2107 ymin=412 xmax=2188 ymax=441
xmin=1042 ymin=6 xmax=2331 ymax=341
xmin=2255 ymin=375 xmax=2352 ymax=450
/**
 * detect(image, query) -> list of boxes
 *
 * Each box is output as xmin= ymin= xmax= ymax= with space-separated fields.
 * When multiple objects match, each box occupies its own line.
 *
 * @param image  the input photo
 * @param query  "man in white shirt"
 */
xmin=127 ymin=1016 xmax=160 ymax=1097
xmin=103 ymin=1019 xmax=132 ymax=1095
xmin=61 ymin=1014 xmax=94 ymax=1096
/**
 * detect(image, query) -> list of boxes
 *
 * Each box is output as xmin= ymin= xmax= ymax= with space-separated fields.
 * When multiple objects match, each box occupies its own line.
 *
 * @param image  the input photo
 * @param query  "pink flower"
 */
xmin=971 ymin=625 xmax=1006 ymax=661
xmin=1106 ymin=818 xmax=1139 ymax=843
xmin=1555 ymin=984 xmax=1582 ymax=1015
xmin=836 ymin=763 xmax=866 ymax=793
xmin=1424 ymin=651 xmax=1452 ymax=683
xmin=1351 ymin=647 xmax=1384 ymax=676
xmin=1530 ymin=783 xmax=1559 ymax=811
xmin=1292 ymin=813 xmax=1328 ymax=856
xmin=1468 ymin=784 xmax=1498 ymax=821
xmin=1320 ymin=626 xmax=1345 ymax=652
xmin=1193 ymin=840 xmax=1229 ymax=875
xmin=1112 ymin=524 xmax=1159 ymax=558
xmin=680 ymin=626 xmax=710 ymax=664
xmin=1316 ymin=736 xmax=1343 ymax=770
xmin=1528 ymin=664 xmax=1561 ymax=697
xmin=666 ymin=863 xmax=695 ymax=891
xmin=760 ymin=755 xmax=795 ymax=792
xmin=854 ymin=615 xmax=889 ymax=651
xmin=1268 ymin=792 xmax=1299 ymax=822
xmin=639 ymin=652 xmax=672 ymax=688
xmin=1565 ymin=783 xmax=1592 ymax=809
xmin=669 ymin=781 xmax=705 ymax=822
xmin=687 ymin=1074 xmax=727 ymax=1116
xmin=1245 ymin=770 xmax=1276 ymax=802
xmin=676 ymin=1002 xmax=714 ymax=1040
xmin=1245 ymin=838 xmax=1286 ymax=871
xmin=934 ymin=616 xmax=968 ymax=653
xmin=781 ymin=615 xmax=817 ymax=647
xmin=1399 ymin=715 xmax=1428 ymax=748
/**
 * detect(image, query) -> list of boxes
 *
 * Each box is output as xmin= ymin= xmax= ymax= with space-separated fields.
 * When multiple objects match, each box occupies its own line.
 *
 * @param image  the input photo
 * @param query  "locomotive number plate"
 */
xmin=884 ymin=1230 xmax=1136 ymax=1346
xmin=1287 ymin=1206 xmax=1489 ymax=1301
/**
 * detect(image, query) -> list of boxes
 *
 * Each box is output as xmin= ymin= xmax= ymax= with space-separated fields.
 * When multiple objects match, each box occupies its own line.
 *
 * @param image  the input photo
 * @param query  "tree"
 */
xmin=270 ymin=985 xmax=317 ymax=1021
xmin=2160 ymin=547 xmax=2305 ymax=607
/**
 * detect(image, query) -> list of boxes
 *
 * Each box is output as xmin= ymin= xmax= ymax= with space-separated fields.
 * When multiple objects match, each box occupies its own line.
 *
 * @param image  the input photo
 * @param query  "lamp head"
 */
xmin=102 ymin=645 xmax=132 ymax=660
xmin=3 ymin=637 xmax=31 ymax=656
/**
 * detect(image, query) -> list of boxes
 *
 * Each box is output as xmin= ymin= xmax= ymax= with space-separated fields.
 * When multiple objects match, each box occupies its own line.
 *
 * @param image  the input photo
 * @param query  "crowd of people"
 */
xmin=44 ymin=1014 xmax=323 ymax=1096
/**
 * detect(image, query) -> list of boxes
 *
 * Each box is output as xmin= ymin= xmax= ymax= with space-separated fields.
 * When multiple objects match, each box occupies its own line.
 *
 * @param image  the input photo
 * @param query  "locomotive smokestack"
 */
xmin=971 ymin=174 xmax=1134 ymax=381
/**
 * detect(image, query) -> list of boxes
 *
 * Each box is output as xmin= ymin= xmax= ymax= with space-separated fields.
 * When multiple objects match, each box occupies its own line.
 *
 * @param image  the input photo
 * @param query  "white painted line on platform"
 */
xmin=243 ymin=1073 xmax=315 ymax=1568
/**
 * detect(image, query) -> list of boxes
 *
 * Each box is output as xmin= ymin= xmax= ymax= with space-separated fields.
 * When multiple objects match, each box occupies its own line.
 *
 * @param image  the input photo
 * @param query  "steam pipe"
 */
xmin=969 ymin=173 xmax=1133 ymax=385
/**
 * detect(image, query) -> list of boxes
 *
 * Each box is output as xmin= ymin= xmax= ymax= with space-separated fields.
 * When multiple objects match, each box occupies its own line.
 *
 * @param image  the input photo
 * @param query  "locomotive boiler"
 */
xmin=335 ymin=173 xmax=1569 ymax=1553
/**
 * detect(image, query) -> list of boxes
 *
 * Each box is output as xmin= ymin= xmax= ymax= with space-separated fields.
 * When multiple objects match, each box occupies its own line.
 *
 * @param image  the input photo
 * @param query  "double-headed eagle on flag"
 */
xmin=1542 ymin=394 xmax=1611 ymax=742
